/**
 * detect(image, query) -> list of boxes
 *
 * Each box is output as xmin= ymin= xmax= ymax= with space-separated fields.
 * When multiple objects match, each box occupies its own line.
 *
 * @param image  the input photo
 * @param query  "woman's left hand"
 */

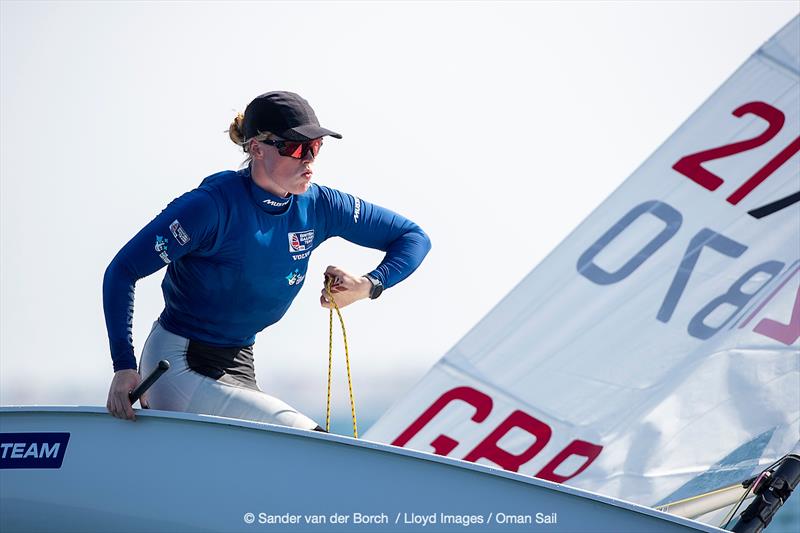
xmin=320 ymin=265 xmax=372 ymax=309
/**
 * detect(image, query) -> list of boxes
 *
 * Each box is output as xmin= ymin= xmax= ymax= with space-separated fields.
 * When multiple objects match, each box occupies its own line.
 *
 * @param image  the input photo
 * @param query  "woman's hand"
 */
xmin=320 ymin=265 xmax=372 ymax=309
xmin=106 ymin=369 xmax=148 ymax=421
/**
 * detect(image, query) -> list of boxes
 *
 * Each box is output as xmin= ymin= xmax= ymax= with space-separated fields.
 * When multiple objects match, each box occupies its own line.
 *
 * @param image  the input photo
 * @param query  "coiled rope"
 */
xmin=325 ymin=277 xmax=358 ymax=438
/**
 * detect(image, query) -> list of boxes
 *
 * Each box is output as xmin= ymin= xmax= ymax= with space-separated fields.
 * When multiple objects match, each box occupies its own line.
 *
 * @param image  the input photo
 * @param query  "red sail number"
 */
xmin=673 ymin=101 xmax=799 ymax=205
xmin=392 ymin=386 xmax=603 ymax=484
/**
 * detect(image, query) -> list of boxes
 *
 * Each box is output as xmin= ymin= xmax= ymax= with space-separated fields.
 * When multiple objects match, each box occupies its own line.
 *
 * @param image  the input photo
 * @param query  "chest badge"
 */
xmin=288 ymin=230 xmax=314 ymax=252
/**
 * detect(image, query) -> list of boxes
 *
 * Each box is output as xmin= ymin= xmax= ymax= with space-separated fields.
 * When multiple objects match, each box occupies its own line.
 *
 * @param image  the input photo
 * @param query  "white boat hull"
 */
xmin=1 ymin=407 xmax=724 ymax=532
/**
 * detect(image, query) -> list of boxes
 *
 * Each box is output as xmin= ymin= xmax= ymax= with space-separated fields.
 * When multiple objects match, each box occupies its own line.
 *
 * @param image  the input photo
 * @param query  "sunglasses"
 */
xmin=261 ymin=138 xmax=323 ymax=159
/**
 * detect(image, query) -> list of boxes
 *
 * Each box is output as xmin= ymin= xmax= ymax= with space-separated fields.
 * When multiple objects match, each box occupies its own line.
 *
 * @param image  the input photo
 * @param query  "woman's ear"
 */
xmin=249 ymin=139 xmax=263 ymax=159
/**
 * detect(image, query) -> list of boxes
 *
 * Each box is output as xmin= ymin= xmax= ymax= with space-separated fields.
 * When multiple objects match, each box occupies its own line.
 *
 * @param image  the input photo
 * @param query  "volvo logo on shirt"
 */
xmin=288 ymin=230 xmax=314 ymax=252
xmin=1 ymin=432 xmax=70 ymax=469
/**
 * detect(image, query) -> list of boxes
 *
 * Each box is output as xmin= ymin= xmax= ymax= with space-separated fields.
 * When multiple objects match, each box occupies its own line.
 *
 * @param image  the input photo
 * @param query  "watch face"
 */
xmin=371 ymin=284 xmax=383 ymax=299
xmin=367 ymin=276 xmax=383 ymax=299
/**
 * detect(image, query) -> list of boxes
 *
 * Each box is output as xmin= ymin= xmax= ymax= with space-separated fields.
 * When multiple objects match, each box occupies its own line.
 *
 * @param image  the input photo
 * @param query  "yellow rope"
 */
xmin=325 ymin=277 xmax=358 ymax=438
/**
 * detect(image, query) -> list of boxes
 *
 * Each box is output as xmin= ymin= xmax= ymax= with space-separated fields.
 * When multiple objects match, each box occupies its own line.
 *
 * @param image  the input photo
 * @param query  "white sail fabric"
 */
xmin=366 ymin=16 xmax=800 ymax=510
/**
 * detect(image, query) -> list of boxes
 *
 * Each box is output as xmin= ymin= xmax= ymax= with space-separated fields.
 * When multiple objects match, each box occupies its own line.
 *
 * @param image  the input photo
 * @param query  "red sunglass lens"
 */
xmin=279 ymin=139 xmax=322 ymax=159
xmin=282 ymin=142 xmax=304 ymax=158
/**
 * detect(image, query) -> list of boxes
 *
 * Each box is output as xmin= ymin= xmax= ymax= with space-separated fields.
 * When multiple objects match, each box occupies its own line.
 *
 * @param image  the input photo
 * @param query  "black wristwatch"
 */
xmin=364 ymin=274 xmax=384 ymax=300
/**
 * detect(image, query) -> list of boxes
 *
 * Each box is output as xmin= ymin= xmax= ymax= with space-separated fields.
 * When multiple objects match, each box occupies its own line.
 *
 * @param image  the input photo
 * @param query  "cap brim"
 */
xmin=280 ymin=124 xmax=343 ymax=141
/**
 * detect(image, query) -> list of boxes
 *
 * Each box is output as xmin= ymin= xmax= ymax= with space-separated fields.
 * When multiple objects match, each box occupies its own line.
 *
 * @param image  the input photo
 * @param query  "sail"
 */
xmin=365 ymin=15 xmax=800 ymax=511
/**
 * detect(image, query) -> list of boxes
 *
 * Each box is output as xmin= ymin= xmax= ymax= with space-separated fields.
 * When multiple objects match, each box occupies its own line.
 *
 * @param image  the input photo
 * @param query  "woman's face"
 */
xmin=251 ymin=138 xmax=319 ymax=197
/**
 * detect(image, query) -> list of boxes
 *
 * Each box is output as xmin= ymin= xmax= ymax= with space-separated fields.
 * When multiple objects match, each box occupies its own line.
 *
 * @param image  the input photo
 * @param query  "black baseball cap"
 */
xmin=243 ymin=91 xmax=342 ymax=141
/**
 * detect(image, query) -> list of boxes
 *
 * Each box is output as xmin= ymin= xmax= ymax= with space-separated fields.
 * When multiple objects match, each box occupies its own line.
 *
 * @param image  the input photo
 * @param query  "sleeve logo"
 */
xmin=169 ymin=220 xmax=191 ymax=246
xmin=354 ymin=197 xmax=361 ymax=223
xmin=155 ymin=235 xmax=171 ymax=264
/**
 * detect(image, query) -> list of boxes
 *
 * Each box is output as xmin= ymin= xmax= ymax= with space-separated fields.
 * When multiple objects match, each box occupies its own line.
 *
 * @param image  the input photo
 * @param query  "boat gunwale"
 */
xmin=1 ymin=405 xmax=723 ymax=532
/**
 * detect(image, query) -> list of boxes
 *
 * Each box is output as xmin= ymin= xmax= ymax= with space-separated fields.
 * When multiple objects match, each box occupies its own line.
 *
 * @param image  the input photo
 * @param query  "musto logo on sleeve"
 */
xmin=288 ymin=230 xmax=314 ymax=252
xmin=1 ymin=433 xmax=70 ymax=469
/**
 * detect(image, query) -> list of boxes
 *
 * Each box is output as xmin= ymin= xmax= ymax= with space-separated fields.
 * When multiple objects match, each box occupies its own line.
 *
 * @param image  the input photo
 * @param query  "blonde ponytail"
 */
xmin=227 ymin=111 xmax=274 ymax=167
xmin=228 ymin=112 xmax=246 ymax=147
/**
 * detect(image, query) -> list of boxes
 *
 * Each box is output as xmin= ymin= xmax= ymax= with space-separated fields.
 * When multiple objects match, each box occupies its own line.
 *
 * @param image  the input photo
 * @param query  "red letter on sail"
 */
xmin=391 ymin=386 xmax=493 ymax=456
xmin=754 ymin=283 xmax=800 ymax=345
xmin=463 ymin=410 xmax=552 ymax=472
xmin=535 ymin=440 xmax=604 ymax=483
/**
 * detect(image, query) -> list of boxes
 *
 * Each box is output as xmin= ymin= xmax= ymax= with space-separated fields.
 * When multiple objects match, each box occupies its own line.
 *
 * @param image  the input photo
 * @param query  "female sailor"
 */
xmin=102 ymin=91 xmax=431 ymax=430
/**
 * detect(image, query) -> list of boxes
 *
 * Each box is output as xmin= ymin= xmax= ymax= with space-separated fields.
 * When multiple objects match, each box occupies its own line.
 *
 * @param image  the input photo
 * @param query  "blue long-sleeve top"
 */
xmin=103 ymin=167 xmax=431 ymax=371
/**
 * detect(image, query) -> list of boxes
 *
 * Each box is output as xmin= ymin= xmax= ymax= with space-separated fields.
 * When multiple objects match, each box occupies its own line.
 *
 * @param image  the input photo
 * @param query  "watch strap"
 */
xmin=364 ymin=274 xmax=384 ymax=299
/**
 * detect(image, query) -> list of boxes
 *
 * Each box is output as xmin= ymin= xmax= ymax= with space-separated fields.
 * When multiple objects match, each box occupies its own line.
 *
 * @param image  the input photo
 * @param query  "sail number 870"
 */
xmin=576 ymin=200 xmax=798 ymax=344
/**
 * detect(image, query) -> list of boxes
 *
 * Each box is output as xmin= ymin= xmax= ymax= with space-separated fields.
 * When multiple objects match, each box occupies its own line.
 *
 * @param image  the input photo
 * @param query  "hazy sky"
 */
xmin=1 ymin=1 xmax=798 ymax=426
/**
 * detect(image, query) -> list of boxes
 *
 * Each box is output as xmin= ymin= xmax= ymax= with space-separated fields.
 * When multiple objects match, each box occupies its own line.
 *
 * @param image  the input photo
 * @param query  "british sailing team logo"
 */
xmin=169 ymin=219 xmax=191 ymax=246
xmin=286 ymin=268 xmax=306 ymax=286
xmin=288 ymin=230 xmax=314 ymax=252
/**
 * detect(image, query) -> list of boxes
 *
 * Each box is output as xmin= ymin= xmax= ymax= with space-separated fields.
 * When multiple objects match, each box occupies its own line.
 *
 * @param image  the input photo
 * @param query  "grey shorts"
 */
xmin=139 ymin=321 xmax=318 ymax=430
